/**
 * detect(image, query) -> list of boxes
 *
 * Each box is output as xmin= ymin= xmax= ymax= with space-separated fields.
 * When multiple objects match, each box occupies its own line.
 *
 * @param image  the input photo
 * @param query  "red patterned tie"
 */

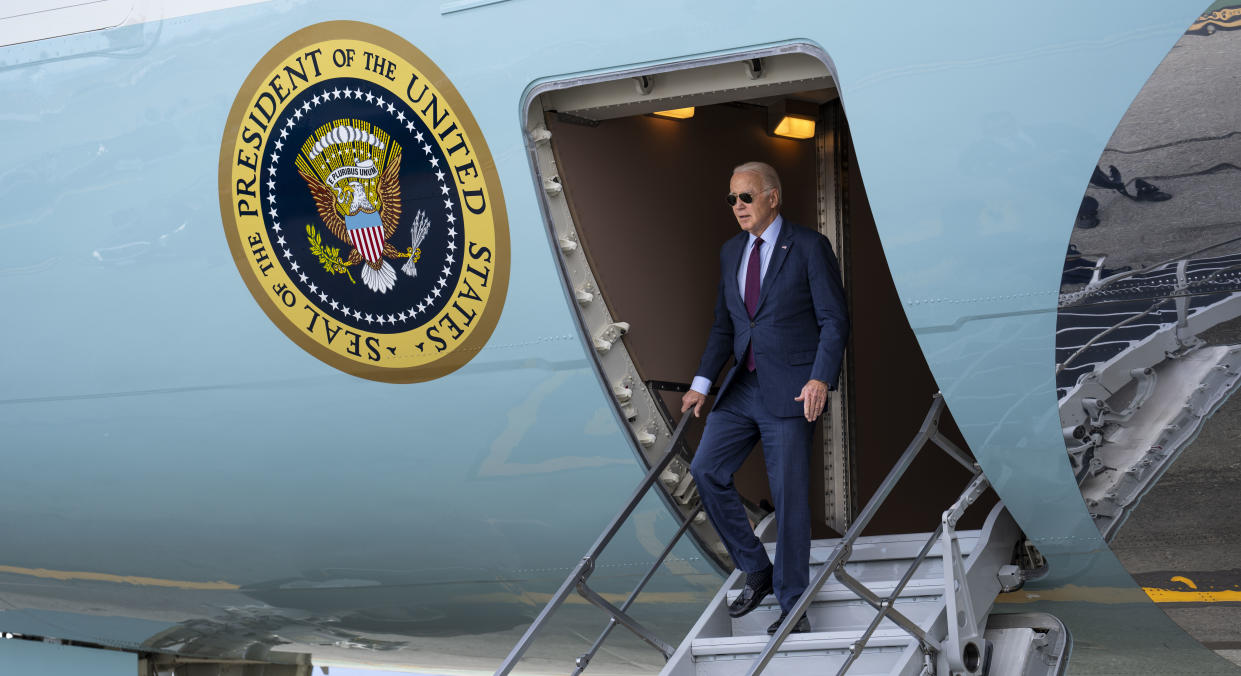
xmin=745 ymin=237 xmax=763 ymax=371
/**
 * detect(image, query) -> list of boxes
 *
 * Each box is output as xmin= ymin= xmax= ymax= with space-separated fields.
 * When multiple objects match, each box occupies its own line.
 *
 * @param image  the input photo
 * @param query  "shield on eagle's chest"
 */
xmin=345 ymin=211 xmax=385 ymax=263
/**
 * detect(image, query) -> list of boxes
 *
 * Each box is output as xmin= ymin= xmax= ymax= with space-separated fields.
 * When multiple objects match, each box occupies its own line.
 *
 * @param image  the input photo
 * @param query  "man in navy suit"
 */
xmin=682 ymin=161 xmax=849 ymax=634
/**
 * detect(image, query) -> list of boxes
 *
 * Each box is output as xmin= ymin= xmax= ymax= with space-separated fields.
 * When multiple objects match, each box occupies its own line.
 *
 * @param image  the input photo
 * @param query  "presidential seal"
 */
xmin=219 ymin=21 xmax=508 ymax=382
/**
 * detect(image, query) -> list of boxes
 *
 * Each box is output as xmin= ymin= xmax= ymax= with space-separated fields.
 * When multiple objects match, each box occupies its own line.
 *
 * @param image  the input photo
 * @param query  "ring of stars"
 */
xmin=264 ymin=83 xmax=462 ymax=329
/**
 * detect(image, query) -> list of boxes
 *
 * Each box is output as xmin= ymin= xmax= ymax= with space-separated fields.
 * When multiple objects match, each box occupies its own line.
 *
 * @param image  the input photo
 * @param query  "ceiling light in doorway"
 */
xmin=651 ymin=107 xmax=695 ymax=119
xmin=769 ymin=99 xmax=817 ymax=139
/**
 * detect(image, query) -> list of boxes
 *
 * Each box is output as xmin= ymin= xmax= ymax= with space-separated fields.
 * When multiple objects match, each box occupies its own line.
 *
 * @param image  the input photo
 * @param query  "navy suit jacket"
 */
xmin=694 ymin=221 xmax=850 ymax=418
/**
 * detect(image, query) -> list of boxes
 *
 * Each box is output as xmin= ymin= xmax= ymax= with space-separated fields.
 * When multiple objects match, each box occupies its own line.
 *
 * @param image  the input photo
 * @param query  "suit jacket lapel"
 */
xmin=754 ymin=224 xmax=794 ymax=314
xmin=725 ymin=233 xmax=748 ymax=315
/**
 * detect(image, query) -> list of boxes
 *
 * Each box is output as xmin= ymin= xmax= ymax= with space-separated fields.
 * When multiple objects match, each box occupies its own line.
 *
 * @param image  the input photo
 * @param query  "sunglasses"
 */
xmin=726 ymin=187 xmax=773 ymax=206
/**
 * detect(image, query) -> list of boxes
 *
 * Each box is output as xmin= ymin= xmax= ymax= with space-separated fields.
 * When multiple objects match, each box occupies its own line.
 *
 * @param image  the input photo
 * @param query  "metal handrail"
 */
xmin=571 ymin=504 xmax=702 ymax=675
xmin=747 ymin=393 xmax=988 ymax=676
xmin=494 ymin=411 xmax=697 ymax=676
xmin=834 ymin=522 xmax=946 ymax=675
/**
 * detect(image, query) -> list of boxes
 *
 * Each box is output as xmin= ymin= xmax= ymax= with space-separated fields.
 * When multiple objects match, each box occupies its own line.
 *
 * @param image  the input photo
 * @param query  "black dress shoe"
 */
xmin=727 ymin=568 xmax=773 ymax=618
xmin=766 ymin=610 xmax=811 ymax=635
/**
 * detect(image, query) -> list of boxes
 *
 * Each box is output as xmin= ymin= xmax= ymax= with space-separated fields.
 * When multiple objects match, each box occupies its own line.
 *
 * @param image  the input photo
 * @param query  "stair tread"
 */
xmin=726 ymin=575 xmax=946 ymax=605
xmin=778 ymin=532 xmax=980 ymax=563
xmin=692 ymin=627 xmax=915 ymax=656
xmin=805 ymin=529 xmax=980 ymax=547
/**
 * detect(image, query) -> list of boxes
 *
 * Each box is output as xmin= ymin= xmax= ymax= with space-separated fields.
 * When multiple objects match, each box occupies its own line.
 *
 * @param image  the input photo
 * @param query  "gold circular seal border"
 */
xmin=218 ymin=21 xmax=510 ymax=384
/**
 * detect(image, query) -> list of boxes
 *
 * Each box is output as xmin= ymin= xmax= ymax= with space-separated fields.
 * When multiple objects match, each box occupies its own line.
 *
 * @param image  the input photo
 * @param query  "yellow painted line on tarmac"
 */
xmin=1142 ymin=588 xmax=1241 ymax=603
xmin=0 ymin=565 xmax=240 ymax=590
xmin=1141 ymin=574 xmax=1241 ymax=604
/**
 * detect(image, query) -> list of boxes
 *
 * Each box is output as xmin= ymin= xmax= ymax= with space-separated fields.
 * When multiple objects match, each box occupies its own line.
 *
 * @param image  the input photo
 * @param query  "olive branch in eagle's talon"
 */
xmin=306 ymin=224 xmax=356 ymax=284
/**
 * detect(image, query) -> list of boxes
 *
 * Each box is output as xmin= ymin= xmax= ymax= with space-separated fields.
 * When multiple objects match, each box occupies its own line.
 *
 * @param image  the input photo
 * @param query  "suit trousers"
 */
xmin=689 ymin=369 xmax=814 ymax=611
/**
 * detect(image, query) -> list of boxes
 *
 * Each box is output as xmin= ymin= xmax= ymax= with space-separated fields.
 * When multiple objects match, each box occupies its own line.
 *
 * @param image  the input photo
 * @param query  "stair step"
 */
xmin=773 ymin=531 xmax=980 ymax=564
xmin=691 ymin=628 xmax=915 ymax=676
xmin=740 ymin=531 xmax=978 ymax=593
xmin=814 ymin=556 xmax=950 ymax=587
xmin=730 ymin=588 xmax=943 ymax=636
xmin=726 ymin=575 xmax=946 ymax=607
xmin=690 ymin=649 xmax=903 ymax=676
xmin=693 ymin=626 xmax=914 ymax=656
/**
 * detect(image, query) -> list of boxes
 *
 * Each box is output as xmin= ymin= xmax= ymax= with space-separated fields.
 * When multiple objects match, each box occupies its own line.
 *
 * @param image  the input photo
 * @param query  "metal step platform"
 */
xmin=662 ymin=505 xmax=1068 ymax=676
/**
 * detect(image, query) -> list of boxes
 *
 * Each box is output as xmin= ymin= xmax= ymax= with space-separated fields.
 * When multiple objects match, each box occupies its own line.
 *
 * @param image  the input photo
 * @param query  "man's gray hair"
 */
xmin=732 ymin=161 xmax=782 ymax=206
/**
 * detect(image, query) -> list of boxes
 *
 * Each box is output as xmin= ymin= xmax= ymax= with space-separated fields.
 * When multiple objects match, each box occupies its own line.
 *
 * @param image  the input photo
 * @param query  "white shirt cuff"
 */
xmin=690 ymin=376 xmax=713 ymax=395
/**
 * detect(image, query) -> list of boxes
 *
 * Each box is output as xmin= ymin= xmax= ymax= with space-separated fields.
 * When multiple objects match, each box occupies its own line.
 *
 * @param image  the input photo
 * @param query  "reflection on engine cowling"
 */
xmin=1056 ymin=9 xmax=1241 ymax=542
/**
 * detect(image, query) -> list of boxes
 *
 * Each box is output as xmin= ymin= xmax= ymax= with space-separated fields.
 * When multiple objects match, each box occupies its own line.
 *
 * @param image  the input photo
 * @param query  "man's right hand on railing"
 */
xmin=681 ymin=389 xmax=707 ymax=418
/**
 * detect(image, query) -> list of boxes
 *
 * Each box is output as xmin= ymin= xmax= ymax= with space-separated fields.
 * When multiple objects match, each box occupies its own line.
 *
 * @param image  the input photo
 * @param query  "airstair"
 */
xmin=494 ymin=394 xmax=1069 ymax=676
xmin=662 ymin=504 xmax=1067 ymax=676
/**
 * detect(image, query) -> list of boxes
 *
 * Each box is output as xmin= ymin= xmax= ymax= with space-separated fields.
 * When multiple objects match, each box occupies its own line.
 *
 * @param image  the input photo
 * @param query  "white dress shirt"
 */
xmin=690 ymin=215 xmax=784 ymax=395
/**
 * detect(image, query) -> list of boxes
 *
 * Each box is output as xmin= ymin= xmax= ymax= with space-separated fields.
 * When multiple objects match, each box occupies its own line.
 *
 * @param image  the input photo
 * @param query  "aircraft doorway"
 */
xmin=524 ymin=47 xmax=991 ymax=563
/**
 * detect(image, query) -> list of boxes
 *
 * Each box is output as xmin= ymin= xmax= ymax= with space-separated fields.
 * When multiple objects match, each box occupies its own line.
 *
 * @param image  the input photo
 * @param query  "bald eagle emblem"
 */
xmin=295 ymin=121 xmax=424 ymax=293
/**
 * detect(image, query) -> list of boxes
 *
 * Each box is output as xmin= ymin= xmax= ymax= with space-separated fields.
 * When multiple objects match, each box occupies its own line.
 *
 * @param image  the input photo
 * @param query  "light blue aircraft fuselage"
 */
xmin=1 ymin=1 xmax=1235 ymax=674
